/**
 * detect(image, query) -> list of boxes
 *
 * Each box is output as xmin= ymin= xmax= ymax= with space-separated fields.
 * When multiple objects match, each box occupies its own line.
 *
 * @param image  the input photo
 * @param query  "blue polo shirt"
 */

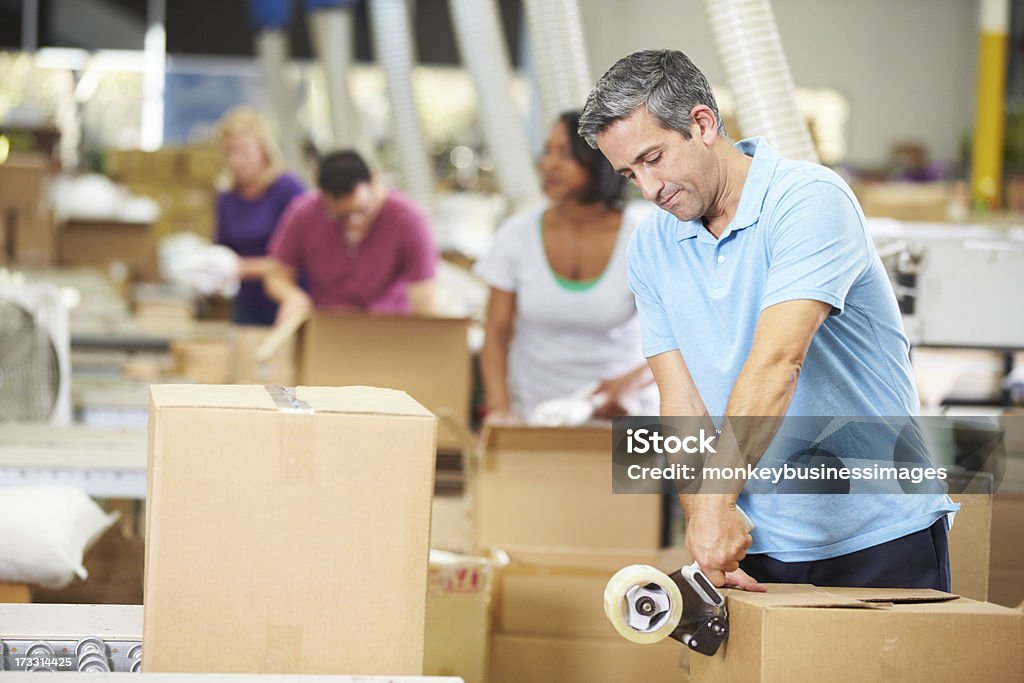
xmin=627 ymin=137 xmax=957 ymax=561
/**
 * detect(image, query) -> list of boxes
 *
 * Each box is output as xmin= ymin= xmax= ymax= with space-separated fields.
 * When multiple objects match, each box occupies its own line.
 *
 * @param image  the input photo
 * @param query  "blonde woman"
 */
xmin=215 ymin=107 xmax=305 ymax=324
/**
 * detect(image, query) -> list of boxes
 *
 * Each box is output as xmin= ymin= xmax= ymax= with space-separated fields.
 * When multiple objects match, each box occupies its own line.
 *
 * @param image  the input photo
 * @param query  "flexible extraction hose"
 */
xmin=702 ymin=0 xmax=818 ymax=162
xmin=368 ymin=0 xmax=436 ymax=210
xmin=448 ymin=0 xmax=540 ymax=208
xmin=522 ymin=0 xmax=591 ymax=126
xmin=247 ymin=0 xmax=305 ymax=173
xmin=304 ymin=0 xmax=369 ymax=157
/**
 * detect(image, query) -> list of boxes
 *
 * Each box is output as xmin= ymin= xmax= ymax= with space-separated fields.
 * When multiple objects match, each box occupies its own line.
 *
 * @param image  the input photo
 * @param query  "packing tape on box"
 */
xmin=266 ymin=385 xmax=315 ymax=483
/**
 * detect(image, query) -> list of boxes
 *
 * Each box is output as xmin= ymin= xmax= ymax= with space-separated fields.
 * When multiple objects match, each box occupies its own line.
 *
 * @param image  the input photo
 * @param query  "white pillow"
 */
xmin=0 ymin=486 xmax=119 ymax=589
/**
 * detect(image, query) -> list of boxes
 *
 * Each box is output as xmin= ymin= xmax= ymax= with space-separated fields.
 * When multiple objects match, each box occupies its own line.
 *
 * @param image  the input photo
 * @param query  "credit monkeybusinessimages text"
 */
xmin=623 ymin=428 xmax=949 ymax=485
xmin=625 ymin=462 xmax=948 ymax=485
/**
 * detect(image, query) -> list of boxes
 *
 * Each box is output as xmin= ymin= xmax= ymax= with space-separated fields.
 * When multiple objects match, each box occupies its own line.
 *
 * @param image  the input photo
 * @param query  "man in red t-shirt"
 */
xmin=265 ymin=150 xmax=438 ymax=326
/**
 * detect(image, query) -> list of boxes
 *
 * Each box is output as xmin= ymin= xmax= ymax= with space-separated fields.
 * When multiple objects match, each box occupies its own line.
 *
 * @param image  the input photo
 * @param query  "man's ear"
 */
xmin=690 ymin=105 xmax=720 ymax=146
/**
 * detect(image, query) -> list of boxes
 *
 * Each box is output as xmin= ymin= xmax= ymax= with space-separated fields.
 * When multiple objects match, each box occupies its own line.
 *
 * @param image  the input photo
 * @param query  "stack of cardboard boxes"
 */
xmin=106 ymin=147 xmax=221 ymax=241
xmin=0 ymin=154 xmax=55 ymax=268
xmin=57 ymin=146 xmax=222 ymax=283
xmin=472 ymin=424 xmax=681 ymax=682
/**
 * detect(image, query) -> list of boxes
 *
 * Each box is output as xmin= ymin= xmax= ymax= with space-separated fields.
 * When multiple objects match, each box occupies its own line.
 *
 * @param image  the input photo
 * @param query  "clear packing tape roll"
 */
xmin=604 ymin=564 xmax=683 ymax=644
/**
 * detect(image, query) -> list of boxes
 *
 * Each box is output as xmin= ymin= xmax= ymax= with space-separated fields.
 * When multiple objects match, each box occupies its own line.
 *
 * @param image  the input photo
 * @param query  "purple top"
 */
xmin=268 ymin=189 xmax=437 ymax=313
xmin=216 ymin=172 xmax=306 ymax=312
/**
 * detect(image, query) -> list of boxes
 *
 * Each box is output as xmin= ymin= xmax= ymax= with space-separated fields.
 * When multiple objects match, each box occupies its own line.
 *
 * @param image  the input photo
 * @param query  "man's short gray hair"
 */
xmin=578 ymin=49 xmax=726 ymax=149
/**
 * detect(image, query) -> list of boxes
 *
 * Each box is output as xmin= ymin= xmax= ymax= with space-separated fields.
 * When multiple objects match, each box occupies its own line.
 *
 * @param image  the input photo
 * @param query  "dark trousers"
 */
xmin=740 ymin=518 xmax=951 ymax=591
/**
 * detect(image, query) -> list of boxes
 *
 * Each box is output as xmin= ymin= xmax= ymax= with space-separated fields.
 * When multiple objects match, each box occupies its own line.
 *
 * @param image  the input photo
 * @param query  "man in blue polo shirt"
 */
xmin=579 ymin=49 xmax=957 ymax=591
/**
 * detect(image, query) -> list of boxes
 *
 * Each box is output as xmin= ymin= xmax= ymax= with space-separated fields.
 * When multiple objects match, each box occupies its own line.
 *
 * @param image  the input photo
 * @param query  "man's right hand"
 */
xmin=685 ymin=497 xmax=760 ymax=588
xmin=275 ymin=290 xmax=312 ymax=327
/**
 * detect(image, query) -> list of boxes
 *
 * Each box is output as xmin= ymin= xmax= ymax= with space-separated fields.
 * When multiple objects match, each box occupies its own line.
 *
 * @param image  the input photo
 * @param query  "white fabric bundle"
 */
xmin=0 ymin=486 xmax=118 ymax=589
xmin=159 ymin=232 xmax=240 ymax=297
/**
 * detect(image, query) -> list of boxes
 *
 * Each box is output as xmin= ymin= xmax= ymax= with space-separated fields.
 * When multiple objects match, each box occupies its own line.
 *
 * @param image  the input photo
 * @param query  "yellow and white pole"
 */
xmin=971 ymin=0 xmax=1009 ymax=210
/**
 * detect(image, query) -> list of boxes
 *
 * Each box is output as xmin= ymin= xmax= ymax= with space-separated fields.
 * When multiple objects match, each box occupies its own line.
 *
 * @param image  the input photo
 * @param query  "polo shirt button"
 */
xmin=717 ymin=255 xmax=726 ymax=264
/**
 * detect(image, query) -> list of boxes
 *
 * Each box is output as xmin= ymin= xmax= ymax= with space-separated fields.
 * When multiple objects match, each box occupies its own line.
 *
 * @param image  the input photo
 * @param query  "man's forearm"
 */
xmin=263 ymin=267 xmax=303 ymax=303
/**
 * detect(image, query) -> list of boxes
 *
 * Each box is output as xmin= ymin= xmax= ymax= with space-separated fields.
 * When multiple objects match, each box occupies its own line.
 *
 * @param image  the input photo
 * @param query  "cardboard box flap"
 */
xmin=725 ymin=584 xmax=963 ymax=610
xmin=149 ymin=384 xmax=434 ymax=417
xmin=723 ymin=584 xmax=883 ymax=609
xmin=827 ymin=587 xmax=960 ymax=604
xmin=480 ymin=423 xmax=611 ymax=453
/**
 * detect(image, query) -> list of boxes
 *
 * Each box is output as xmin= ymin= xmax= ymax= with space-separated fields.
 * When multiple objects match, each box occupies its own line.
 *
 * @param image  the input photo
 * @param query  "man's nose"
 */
xmin=635 ymin=170 xmax=662 ymax=203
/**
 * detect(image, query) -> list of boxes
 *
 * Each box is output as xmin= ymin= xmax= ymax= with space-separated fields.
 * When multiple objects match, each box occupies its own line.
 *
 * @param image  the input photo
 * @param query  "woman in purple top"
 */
xmin=215 ymin=107 xmax=305 ymax=325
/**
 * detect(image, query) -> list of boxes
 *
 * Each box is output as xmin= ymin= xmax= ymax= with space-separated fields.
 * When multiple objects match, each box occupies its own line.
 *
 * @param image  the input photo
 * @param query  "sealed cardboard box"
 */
xmin=474 ymin=425 xmax=661 ymax=552
xmin=300 ymin=312 xmax=472 ymax=449
xmin=425 ymin=550 xmax=492 ymax=683
xmin=989 ymin=492 xmax=1024 ymax=607
xmin=690 ymin=584 xmax=1023 ymax=682
xmin=144 ymin=385 xmax=438 ymax=674
xmin=491 ymin=634 xmax=685 ymax=683
xmin=232 ymin=325 xmax=297 ymax=385
xmin=947 ymin=492 xmax=992 ymax=601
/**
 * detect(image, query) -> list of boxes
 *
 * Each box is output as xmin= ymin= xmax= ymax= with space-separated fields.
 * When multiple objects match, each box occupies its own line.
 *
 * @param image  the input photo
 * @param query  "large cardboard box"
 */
xmin=425 ymin=550 xmax=492 ymax=683
xmin=989 ymin=492 xmax=1024 ymax=607
xmin=58 ymin=219 xmax=158 ymax=282
xmin=474 ymin=425 xmax=661 ymax=552
xmin=690 ymin=584 xmax=1023 ymax=682
xmin=947 ymin=492 xmax=992 ymax=601
xmin=489 ymin=548 xmax=693 ymax=683
xmin=144 ymin=385 xmax=438 ymax=674
xmin=300 ymin=312 xmax=472 ymax=449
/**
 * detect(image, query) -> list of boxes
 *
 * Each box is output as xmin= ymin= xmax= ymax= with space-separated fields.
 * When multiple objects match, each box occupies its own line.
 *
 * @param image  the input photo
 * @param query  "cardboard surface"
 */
xmin=947 ymin=492 xmax=992 ymax=600
xmin=2 ymin=206 xmax=55 ymax=267
xmin=0 ymin=155 xmax=48 ymax=209
xmin=144 ymin=384 xmax=438 ymax=674
xmin=431 ymin=495 xmax=472 ymax=553
xmin=474 ymin=425 xmax=661 ymax=552
xmin=299 ymin=312 xmax=472 ymax=448
xmin=425 ymin=550 xmax=492 ymax=683
xmin=0 ymin=582 xmax=32 ymax=603
xmin=169 ymin=339 xmax=232 ymax=384
xmin=690 ymin=584 xmax=1024 ymax=682
xmin=58 ymin=219 xmax=158 ymax=282
xmin=989 ymin=492 xmax=1024 ymax=607
xmin=490 ymin=634 xmax=687 ymax=683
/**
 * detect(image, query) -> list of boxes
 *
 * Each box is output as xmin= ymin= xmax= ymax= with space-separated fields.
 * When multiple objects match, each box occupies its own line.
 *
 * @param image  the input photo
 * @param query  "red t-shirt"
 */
xmin=269 ymin=189 xmax=438 ymax=313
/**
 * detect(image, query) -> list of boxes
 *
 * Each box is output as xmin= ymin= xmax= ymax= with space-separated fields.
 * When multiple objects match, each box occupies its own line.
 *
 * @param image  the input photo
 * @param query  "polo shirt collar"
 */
xmin=675 ymin=136 xmax=781 ymax=242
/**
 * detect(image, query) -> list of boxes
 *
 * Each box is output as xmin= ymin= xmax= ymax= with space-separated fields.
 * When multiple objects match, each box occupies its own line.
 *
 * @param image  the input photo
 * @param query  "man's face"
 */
xmin=323 ymin=181 xmax=375 ymax=232
xmin=596 ymin=107 xmax=715 ymax=223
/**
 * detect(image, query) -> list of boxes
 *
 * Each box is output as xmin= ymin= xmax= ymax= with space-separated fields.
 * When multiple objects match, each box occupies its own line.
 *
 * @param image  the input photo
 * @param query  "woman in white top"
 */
xmin=474 ymin=110 xmax=658 ymax=421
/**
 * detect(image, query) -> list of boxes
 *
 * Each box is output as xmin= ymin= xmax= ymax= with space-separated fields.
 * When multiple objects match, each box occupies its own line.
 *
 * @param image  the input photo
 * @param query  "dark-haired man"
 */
xmin=579 ymin=50 xmax=957 ymax=592
xmin=265 ymin=150 xmax=438 ymax=324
